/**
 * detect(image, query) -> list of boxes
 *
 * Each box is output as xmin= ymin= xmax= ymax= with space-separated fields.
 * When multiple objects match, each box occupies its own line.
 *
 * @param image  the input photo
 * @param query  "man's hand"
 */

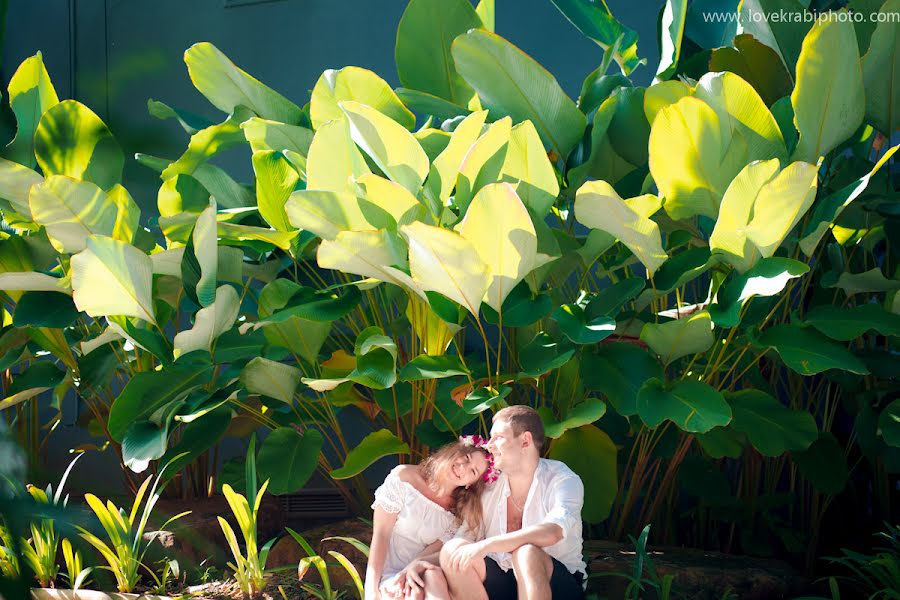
xmin=447 ymin=540 xmax=488 ymax=572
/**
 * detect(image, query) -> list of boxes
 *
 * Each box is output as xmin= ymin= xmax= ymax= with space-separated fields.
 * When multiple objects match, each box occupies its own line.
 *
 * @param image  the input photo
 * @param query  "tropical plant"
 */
xmin=285 ymin=528 xmax=367 ymax=600
xmin=218 ymin=433 xmax=277 ymax=599
xmin=60 ymin=538 xmax=91 ymax=591
xmin=815 ymin=523 xmax=900 ymax=599
xmin=77 ymin=460 xmax=189 ymax=592
xmin=0 ymin=524 xmax=18 ymax=580
xmin=18 ymin=453 xmax=82 ymax=587
xmin=145 ymin=558 xmax=181 ymax=596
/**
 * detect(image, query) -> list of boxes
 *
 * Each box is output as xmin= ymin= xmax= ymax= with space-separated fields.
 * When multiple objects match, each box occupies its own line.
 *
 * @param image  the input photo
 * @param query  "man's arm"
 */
xmin=445 ymin=524 xmax=562 ymax=571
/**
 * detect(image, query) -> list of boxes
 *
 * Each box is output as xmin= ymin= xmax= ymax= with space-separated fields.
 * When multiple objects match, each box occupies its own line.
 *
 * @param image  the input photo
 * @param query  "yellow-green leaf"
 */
xmin=29 ymin=176 xmax=124 ymax=254
xmin=174 ymin=285 xmax=240 ymax=359
xmin=310 ymin=66 xmax=415 ymax=130
xmin=5 ymin=52 xmax=59 ymax=167
xmin=641 ymin=310 xmax=714 ymax=364
xmin=305 ymin=116 xmax=371 ymax=193
xmin=860 ymin=0 xmax=899 ymax=135
xmin=71 ymin=236 xmax=155 ymax=324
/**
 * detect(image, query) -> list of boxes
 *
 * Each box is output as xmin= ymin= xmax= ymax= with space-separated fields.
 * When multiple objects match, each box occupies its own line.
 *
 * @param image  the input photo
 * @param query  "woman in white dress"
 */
xmin=365 ymin=437 xmax=496 ymax=600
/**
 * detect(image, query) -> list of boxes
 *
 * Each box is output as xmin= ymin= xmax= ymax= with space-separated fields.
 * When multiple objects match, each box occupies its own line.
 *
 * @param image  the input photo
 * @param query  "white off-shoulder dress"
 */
xmin=371 ymin=465 xmax=460 ymax=586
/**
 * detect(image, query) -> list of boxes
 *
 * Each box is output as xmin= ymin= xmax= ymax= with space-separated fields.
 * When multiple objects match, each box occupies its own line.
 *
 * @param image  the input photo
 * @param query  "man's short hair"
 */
xmin=493 ymin=405 xmax=545 ymax=452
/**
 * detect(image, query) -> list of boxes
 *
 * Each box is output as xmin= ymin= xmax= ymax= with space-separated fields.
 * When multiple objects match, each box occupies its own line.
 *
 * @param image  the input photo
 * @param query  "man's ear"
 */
xmin=521 ymin=431 xmax=533 ymax=449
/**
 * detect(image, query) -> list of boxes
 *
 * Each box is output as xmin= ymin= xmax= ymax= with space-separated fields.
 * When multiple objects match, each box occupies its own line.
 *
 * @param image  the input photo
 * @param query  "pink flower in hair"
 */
xmin=459 ymin=435 xmax=499 ymax=484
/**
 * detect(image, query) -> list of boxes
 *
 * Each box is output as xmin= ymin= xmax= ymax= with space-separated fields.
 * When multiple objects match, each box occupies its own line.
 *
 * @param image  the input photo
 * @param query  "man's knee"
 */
xmin=511 ymin=544 xmax=552 ymax=578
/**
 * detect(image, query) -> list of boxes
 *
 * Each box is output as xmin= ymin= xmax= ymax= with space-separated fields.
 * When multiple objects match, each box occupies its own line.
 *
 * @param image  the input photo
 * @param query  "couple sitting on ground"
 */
xmin=364 ymin=405 xmax=586 ymax=600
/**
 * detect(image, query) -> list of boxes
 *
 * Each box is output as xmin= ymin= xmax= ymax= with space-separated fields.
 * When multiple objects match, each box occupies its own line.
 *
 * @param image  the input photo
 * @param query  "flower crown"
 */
xmin=459 ymin=435 xmax=499 ymax=484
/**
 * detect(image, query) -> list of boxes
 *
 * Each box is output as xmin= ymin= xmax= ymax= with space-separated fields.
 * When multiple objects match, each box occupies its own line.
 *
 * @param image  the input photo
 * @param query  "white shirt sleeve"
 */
xmin=371 ymin=467 xmax=405 ymax=514
xmin=540 ymin=473 xmax=584 ymax=542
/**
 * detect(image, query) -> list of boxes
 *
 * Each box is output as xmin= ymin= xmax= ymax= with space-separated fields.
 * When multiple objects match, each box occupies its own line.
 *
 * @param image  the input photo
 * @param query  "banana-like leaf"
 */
xmin=395 ymin=0 xmax=480 ymax=106
xmin=33 ymin=100 xmax=123 ymax=191
xmin=173 ymin=285 xmax=240 ymax=359
xmin=547 ymin=425 xmax=617 ymax=523
xmin=656 ymin=0 xmax=688 ymax=80
xmin=452 ymin=29 xmax=586 ymax=159
xmin=860 ymin=0 xmax=899 ymax=136
xmin=251 ymin=150 xmax=299 ymax=233
xmin=456 ymin=182 xmax=540 ymax=312
xmin=548 ymin=0 xmax=643 ymax=76
xmin=71 ymin=236 xmax=156 ymax=324
xmin=331 ymin=429 xmax=410 ymax=479
xmin=242 ymin=117 xmax=313 ymax=178
xmin=402 ymin=221 xmax=490 ymax=316
xmin=257 ymin=428 xmax=324 ymax=495
xmin=574 ymin=180 xmax=667 ymax=276
xmin=790 ymin=13 xmax=865 ymax=162
xmin=0 ymin=272 xmax=70 ymax=295
xmin=310 ymin=66 xmax=415 ymax=130
xmin=241 ymin=357 xmax=302 ymax=404
xmin=428 ymin=110 xmax=488 ymax=205
xmin=184 ymin=42 xmax=303 ymax=124
xmin=286 ymin=190 xmax=373 ymax=241
xmin=357 ymin=173 xmax=423 ymax=227
xmin=500 ymin=120 xmax=560 ymax=219
xmin=305 ymin=116 xmax=371 ymax=193
xmin=340 ymin=101 xmax=430 ymax=194
xmin=5 ymin=52 xmax=59 ymax=167
xmin=258 ymin=279 xmax=332 ymax=365
xmin=800 ymin=145 xmax=898 ymax=256
xmin=454 ymin=116 xmax=511 ymax=213
xmin=693 ymin=71 xmax=786 ymax=163
xmin=0 ymin=157 xmax=42 ymax=219
xmin=728 ymin=389 xmax=817 ymax=456
xmin=29 ymin=176 xmax=125 ymax=254
xmin=161 ymin=108 xmax=251 ymax=181
xmin=317 ymin=229 xmax=424 ymax=298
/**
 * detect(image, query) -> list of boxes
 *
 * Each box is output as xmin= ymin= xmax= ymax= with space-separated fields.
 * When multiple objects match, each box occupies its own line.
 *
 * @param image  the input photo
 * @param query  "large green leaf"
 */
xmin=71 ymin=236 xmax=156 ymax=324
xmin=738 ymin=0 xmax=812 ymax=77
xmin=790 ymin=13 xmax=865 ymax=162
xmin=5 ymin=52 xmax=59 ymax=167
xmin=285 ymin=189 xmax=372 ymax=241
xmin=799 ymin=145 xmax=899 ymax=256
xmin=316 ymin=229 xmax=423 ymax=296
xmin=518 ymin=331 xmax=575 ymax=377
xmin=574 ymin=180 xmax=667 ymax=276
xmin=122 ymin=420 xmax=168 ymax=473
xmin=242 ymin=117 xmax=313 ymax=159
xmin=462 ymin=385 xmax=512 ymax=415
xmin=161 ymin=109 xmax=251 ymax=182
xmin=728 ymin=390 xmax=817 ymax=456
xmin=452 ymin=116 xmax=511 ymax=213
xmin=357 ymin=173 xmax=423 ymax=228
xmin=804 ymin=304 xmax=900 ymax=342
xmin=567 ymin=95 xmax=634 ymax=190
xmin=399 ymin=355 xmax=469 ymax=381
xmin=250 ymin=284 xmax=362 ymax=325
xmin=825 ymin=268 xmax=900 ymax=296
xmin=185 ymin=202 xmax=218 ymax=307
xmin=695 ymin=72 xmax=786 ymax=162
xmin=108 ymin=365 xmax=214 ymax=441
xmin=257 ymin=427 xmax=324 ymax=495
xmin=173 ymin=285 xmax=240 ymax=360
xmin=402 ymin=221 xmax=490 ymax=316
xmin=395 ymin=0 xmax=479 ymax=106
xmin=500 ymin=120 xmax=561 ymax=219
xmin=648 ymin=97 xmax=738 ymax=220
xmin=0 ymin=362 xmax=66 ymax=411
xmin=12 ymin=291 xmax=79 ymax=328
xmin=641 ymin=310 xmax=714 ymax=364
xmin=637 ymin=378 xmax=732 ymax=433
xmin=548 ymin=0 xmax=643 ymax=75
xmin=28 ymin=176 xmax=131 ymax=254
xmin=330 ymin=429 xmax=410 ymax=480
xmin=161 ymin=406 xmax=232 ymax=479
xmin=251 ymin=150 xmax=299 ymax=233
xmin=303 ymin=327 xmax=398 ymax=391
xmin=427 ymin=110 xmax=488 ymax=205
xmin=793 ymin=432 xmax=848 ymax=494
xmin=34 ymin=100 xmax=123 ymax=190
xmin=551 ymin=303 xmax=616 ymax=345
xmin=548 ymin=425 xmax=617 ymax=523
xmin=860 ymin=0 xmax=899 ymax=135
xmin=710 ymin=159 xmax=817 ymax=271
xmin=755 ymin=324 xmax=869 ymax=375
xmin=241 ymin=357 xmax=302 ymax=404
xmin=0 ymin=157 xmax=42 ymax=219
xmin=340 ymin=101 xmax=429 ymax=194
xmin=310 ymin=66 xmax=415 ymax=131
xmin=656 ymin=0 xmax=688 ymax=80
xmin=258 ymin=279 xmax=331 ymax=365
xmin=451 ymin=29 xmax=586 ymax=159
xmin=542 ymin=399 xmax=606 ymax=439
xmin=184 ymin=42 xmax=303 ymax=124
xmin=709 ymin=34 xmax=793 ymax=106
xmin=581 ymin=343 xmax=662 ymax=416
xmin=456 ymin=182 xmax=542 ymax=312
xmin=709 ymin=258 xmax=809 ymax=327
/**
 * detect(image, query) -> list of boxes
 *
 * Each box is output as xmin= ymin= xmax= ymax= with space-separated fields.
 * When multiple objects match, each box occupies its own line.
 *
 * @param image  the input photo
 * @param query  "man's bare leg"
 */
xmin=440 ymin=539 xmax=488 ymax=600
xmin=422 ymin=567 xmax=451 ymax=600
xmin=511 ymin=544 xmax=553 ymax=600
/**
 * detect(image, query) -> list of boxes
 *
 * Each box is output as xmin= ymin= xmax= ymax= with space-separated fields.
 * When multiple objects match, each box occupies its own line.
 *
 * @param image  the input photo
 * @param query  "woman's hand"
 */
xmin=396 ymin=559 xmax=439 ymax=594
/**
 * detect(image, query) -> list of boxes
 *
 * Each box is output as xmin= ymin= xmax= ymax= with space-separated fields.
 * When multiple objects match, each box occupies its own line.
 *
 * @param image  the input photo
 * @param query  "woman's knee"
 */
xmin=423 ymin=567 xmax=448 ymax=588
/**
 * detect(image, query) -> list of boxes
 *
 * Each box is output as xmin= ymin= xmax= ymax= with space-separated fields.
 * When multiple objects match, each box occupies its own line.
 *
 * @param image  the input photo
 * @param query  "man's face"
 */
xmin=486 ymin=420 xmax=524 ymax=471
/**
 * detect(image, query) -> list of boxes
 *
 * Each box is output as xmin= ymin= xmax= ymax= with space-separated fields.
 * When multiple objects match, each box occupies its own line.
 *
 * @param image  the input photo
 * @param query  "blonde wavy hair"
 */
xmin=420 ymin=442 xmax=490 ymax=534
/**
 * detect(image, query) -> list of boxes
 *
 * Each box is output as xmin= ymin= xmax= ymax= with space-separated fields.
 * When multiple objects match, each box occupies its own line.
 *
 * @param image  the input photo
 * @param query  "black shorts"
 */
xmin=482 ymin=556 xmax=585 ymax=600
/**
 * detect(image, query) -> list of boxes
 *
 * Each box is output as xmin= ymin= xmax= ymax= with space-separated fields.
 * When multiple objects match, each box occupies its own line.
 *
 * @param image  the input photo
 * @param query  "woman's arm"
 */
xmin=365 ymin=507 xmax=399 ymax=600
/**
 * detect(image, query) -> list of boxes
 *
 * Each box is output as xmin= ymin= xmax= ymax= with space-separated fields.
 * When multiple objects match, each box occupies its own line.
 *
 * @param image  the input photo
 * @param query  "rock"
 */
xmin=585 ymin=541 xmax=810 ymax=599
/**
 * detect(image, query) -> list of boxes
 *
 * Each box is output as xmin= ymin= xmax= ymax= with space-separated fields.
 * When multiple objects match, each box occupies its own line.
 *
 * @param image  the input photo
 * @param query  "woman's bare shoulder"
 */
xmin=394 ymin=464 xmax=422 ymax=484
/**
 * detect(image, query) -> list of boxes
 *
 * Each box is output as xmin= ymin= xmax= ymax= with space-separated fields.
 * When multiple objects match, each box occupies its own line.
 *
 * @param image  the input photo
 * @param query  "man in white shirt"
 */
xmin=440 ymin=405 xmax=586 ymax=600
